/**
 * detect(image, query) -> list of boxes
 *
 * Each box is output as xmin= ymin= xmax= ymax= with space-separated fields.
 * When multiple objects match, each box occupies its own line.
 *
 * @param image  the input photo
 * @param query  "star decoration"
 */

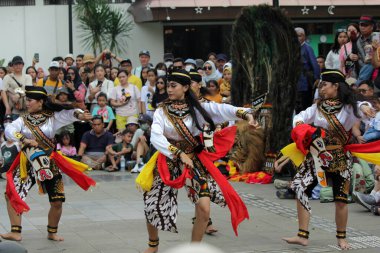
xmin=195 ymin=6 xmax=203 ymax=14
xmin=313 ymin=5 xmax=317 ymax=10
xmin=166 ymin=16 xmax=171 ymax=21
xmin=145 ymin=3 xmax=151 ymax=11
xmin=208 ymin=6 xmax=211 ymax=11
xmin=95 ymin=6 xmax=102 ymax=14
xmin=301 ymin=6 xmax=310 ymax=15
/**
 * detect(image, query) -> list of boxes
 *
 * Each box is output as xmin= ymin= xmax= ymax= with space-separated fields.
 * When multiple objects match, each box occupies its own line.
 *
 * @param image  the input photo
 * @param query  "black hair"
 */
xmin=77 ymin=54 xmax=84 ymax=58
xmin=58 ymin=131 xmax=74 ymax=146
xmin=117 ymin=69 xmax=128 ymax=77
xmin=316 ymin=55 xmax=326 ymax=60
xmin=331 ymin=31 xmax=348 ymax=53
xmin=207 ymin=52 xmax=217 ymax=59
xmin=67 ymin=66 xmax=83 ymax=89
xmin=121 ymin=129 xmax=134 ymax=136
xmin=206 ymin=79 xmax=220 ymax=89
xmin=25 ymin=66 xmax=37 ymax=82
xmin=152 ymin=76 xmax=168 ymax=108
xmin=335 ymin=82 xmax=360 ymax=118
xmin=53 ymin=56 xmax=64 ymax=62
xmin=155 ymin=62 xmax=167 ymax=72
xmin=140 ymin=66 xmax=150 ymax=84
xmin=97 ymin=92 xmax=108 ymax=100
xmin=92 ymin=115 xmax=104 ymax=123
xmin=147 ymin=68 xmax=157 ymax=76
xmin=94 ymin=64 xmax=105 ymax=74
xmin=358 ymin=80 xmax=374 ymax=89
xmin=186 ymin=88 xmax=216 ymax=131
xmin=0 ymin=66 xmax=7 ymax=75
xmin=59 ymin=67 xmax=67 ymax=81
xmin=173 ymin=58 xmax=184 ymax=64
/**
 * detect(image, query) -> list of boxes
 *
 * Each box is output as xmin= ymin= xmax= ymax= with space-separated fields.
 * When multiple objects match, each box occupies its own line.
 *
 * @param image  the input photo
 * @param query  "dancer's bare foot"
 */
xmin=205 ymin=224 xmax=218 ymax=235
xmin=282 ymin=236 xmax=308 ymax=246
xmin=337 ymin=238 xmax=350 ymax=250
xmin=0 ymin=232 xmax=22 ymax=241
xmin=143 ymin=247 xmax=158 ymax=253
xmin=48 ymin=233 xmax=64 ymax=241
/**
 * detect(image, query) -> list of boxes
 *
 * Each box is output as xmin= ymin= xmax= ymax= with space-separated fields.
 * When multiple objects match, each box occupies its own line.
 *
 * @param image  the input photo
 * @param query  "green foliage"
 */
xmin=75 ymin=0 xmax=133 ymax=55
xmin=0 ymin=58 xmax=4 ymax=67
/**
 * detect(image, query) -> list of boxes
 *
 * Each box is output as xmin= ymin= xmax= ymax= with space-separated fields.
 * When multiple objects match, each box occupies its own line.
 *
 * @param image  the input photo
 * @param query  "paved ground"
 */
xmin=0 ymin=171 xmax=379 ymax=253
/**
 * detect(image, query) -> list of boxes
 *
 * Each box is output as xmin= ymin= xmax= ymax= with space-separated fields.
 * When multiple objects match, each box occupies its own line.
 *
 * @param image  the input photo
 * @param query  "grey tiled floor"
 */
xmin=0 ymin=171 xmax=379 ymax=253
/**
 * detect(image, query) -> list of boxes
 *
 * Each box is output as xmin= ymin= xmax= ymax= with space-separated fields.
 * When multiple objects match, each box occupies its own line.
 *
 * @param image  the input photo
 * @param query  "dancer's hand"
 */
xmin=180 ymin=152 xmax=194 ymax=169
xmin=246 ymin=114 xmax=260 ymax=129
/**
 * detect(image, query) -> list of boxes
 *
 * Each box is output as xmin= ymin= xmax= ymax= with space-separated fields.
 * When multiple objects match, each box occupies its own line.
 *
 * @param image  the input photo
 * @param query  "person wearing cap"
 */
xmin=64 ymin=54 xmax=75 ymax=69
xmin=113 ymin=58 xmax=143 ymax=90
xmin=1 ymin=56 xmax=32 ymax=118
xmin=356 ymin=15 xmax=376 ymax=85
xmin=138 ymin=69 xmax=257 ymax=253
xmin=132 ymin=50 xmax=151 ymax=78
xmin=82 ymin=53 xmax=96 ymax=82
xmin=294 ymin=27 xmax=320 ymax=113
xmin=185 ymin=59 xmax=197 ymax=72
xmin=283 ymin=69 xmax=375 ymax=250
xmin=164 ymin=53 xmax=174 ymax=68
xmin=1 ymin=86 xmax=94 ymax=242
xmin=173 ymin=58 xmax=185 ymax=70
xmin=36 ymin=61 xmax=63 ymax=96
xmin=215 ymin=54 xmax=228 ymax=79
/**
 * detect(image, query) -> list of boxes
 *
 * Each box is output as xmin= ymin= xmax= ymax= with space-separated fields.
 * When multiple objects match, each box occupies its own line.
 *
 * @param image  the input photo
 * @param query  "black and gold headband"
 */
xmin=320 ymin=69 xmax=345 ymax=83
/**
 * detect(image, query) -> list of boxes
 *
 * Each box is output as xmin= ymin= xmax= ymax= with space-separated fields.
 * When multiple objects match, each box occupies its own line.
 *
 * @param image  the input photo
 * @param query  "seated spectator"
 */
xmin=56 ymin=131 xmax=77 ymax=158
xmin=36 ymin=61 xmax=63 ymax=97
xmin=91 ymin=92 xmax=115 ymax=132
xmin=354 ymin=165 xmax=380 ymax=216
xmin=105 ymin=129 xmax=133 ymax=172
xmin=77 ymin=116 xmax=114 ymax=170
xmin=362 ymin=98 xmax=380 ymax=142
xmin=0 ymin=132 xmax=20 ymax=177
xmin=357 ymin=80 xmax=375 ymax=97
xmin=131 ymin=114 xmax=152 ymax=173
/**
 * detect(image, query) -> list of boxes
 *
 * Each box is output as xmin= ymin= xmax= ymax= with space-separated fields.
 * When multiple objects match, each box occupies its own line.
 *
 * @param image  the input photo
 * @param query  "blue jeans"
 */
xmin=363 ymin=126 xmax=380 ymax=142
xmin=356 ymin=63 xmax=374 ymax=86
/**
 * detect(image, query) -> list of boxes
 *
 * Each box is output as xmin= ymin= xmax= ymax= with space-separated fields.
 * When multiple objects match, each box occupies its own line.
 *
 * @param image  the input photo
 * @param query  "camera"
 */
xmin=105 ymin=53 xmax=111 ymax=60
xmin=65 ymin=76 xmax=72 ymax=82
xmin=84 ymin=67 xmax=91 ymax=73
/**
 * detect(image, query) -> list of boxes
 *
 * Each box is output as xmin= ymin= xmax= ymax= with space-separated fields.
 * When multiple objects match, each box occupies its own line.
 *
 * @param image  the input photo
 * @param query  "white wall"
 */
xmin=0 ymin=0 xmax=164 ymax=70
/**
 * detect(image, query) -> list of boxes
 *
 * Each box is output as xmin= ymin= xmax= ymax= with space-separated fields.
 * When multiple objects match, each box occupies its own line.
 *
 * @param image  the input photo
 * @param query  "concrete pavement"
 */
xmin=0 ymin=171 xmax=379 ymax=253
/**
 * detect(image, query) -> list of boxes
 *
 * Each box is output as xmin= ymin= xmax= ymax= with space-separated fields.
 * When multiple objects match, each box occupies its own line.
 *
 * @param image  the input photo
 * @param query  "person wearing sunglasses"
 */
xmin=202 ymin=60 xmax=219 ymax=83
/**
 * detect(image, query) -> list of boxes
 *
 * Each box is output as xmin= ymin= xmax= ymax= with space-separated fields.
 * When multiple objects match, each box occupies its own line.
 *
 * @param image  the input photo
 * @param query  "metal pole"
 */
xmin=68 ymin=0 xmax=73 ymax=53
xmin=273 ymin=0 xmax=279 ymax=8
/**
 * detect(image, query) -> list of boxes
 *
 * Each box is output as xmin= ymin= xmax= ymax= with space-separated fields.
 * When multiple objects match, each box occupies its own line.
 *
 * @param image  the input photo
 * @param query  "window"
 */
xmin=44 ymin=0 xmax=68 ymax=4
xmin=0 ymin=0 xmax=35 ymax=6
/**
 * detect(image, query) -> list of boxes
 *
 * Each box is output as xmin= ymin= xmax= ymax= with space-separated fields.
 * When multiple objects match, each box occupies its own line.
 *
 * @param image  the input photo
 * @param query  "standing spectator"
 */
xmin=65 ymin=66 xmax=87 ymax=107
xmin=215 ymin=54 xmax=228 ymax=79
xmin=152 ymin=76 xmax=168 ymax=108
xmin=339 ymin=23 xmax=360 ymax=79
xmin=91 ymin=92 xmax=115 ymax=131
xmin=53 ymin=56 xmax=64 ymax=68
xmin=140 ymin=69 xmax=157 ymax=117
xmin=208 ymin=52 xmax=218 ymax=66
xmin=294 ymin=27 xmax=320 ymax=113
xmin=163 ymin=53 xmax=174 ymax=68
xmin=109 ymin=70 xmax=141 ymax=131
xmin=155 ymin=62 xmax=167 ymax=77
xmin=185 ymin=59 xmax=197 ymax=72
xmin=82 ymin=54 xmax=96 ymax=83
xmin=132 ymin=50 xmax=151 ymax=78
xmin=37 ymin=67 xmax=46 ymax=80
xmin=140 ymin=66 xmax=149 ymax=86
xmin=58 ymin=67 xmax=67 ymax=84
xmin=316 ymin=55 xmax=326 ymax=71
xmin=1 ymin=56 xmax=32 ymax=118
xmin=356 ymin=15 xmax=376 ymax=84
xmin=0 ymin=67 xmax=7 ymax=79
xmin=76 ymin=54 xmax=84 ymax=69
xmin=64 ymin=54 xmax=75 ymax=69
xmin=86 ymin=64 xmax=114 ymax=108
xmin=105 ymin=129 xmax=133 ymax=172
xmin=78 ymin=115 xmax=114 ymax=170
xmin=173 ymin=58 xmax=185 ymax=70
xmin=202 ymin=60 xmax=219 ymax=83
xmin=114 ymin=59 xmax=142 ymax=90
xmin=110 ymin=67 xmax=119 ymax=81
xmin=36 ymin=61 xmax=63 ymax=96
xmin=26 ymin=66 xmax=38 ymax=86
xmin=326 ymin=30 xmax=349 ymax=70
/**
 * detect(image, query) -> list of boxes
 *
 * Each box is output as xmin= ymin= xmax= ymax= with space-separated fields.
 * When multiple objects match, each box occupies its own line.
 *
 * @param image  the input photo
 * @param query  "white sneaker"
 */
xmin=137 ymin=162 xmax=145 ymax=172
xmin=131 ymin=163 xmax=140 ymax=173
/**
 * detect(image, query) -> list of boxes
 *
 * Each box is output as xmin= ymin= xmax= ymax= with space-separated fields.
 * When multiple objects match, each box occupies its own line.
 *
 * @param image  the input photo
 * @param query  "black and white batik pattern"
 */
xmin=12 ymin=166 xmax=35 ymax=201
xmin=290 ymin=155 xmax=316 ymax=213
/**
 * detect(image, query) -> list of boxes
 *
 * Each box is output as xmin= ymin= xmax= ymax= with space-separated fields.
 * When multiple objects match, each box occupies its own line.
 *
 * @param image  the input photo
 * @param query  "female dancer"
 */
xmin=1 ymin=86 xmax=95 ymax=242
xmin=141 ymin=70 xmax=256 ymax=253
xmin=283 ymin=69 xmax=374 ymax=250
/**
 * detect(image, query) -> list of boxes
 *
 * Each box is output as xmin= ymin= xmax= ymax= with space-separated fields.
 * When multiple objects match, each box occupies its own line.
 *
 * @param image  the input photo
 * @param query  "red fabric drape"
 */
xmin=157 ymin=126 xmax=249 ymax=236
xmin=291 ymin=124 xmax=325 ymax=155
xmin=6 ymin=151 xmax=96 ymax=215
xmin=345 ymin=140 xmax=380 ymax=153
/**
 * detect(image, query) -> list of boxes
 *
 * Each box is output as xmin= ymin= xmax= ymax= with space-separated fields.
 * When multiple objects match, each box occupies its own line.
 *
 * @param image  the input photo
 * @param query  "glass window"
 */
xmin=0 ymin=0 xmax=35 ymax=6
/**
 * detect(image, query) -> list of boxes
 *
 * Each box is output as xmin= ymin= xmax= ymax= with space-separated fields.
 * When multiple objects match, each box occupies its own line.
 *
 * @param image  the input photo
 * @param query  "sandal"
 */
xmin=371 ymin=206 xmax=380 ymax=216
xmin=107 ymin=166 xmax=119 ymax=172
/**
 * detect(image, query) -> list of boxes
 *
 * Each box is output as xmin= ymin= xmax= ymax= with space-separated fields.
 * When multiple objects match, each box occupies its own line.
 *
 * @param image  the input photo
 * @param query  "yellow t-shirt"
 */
xmin=36 ymin=77 xmax=63 ymax=95
xmin=114 ymin=75 xmax=142 ymax=90
xmin=219 ymin=80 xmax=231 ymax=96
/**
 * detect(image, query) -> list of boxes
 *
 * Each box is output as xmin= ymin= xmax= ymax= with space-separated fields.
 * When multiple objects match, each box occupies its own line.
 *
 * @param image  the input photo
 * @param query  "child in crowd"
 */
xmin=140 ymin=69 xmax=157 ymax=117
xmin=106 ymin=129 xmax=134 ymax=172
xmin=205 ymin=80 xmax=223 ymax=103
xmin=91 ymin=92 xmax=115 ymax=132
xmin=219 ymin=66 xmax=232 ymax=103
xmin=56 ymin=131 xmax=77 ymax=158
xmin=363 ymin=98 xmax=380 ymax=142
